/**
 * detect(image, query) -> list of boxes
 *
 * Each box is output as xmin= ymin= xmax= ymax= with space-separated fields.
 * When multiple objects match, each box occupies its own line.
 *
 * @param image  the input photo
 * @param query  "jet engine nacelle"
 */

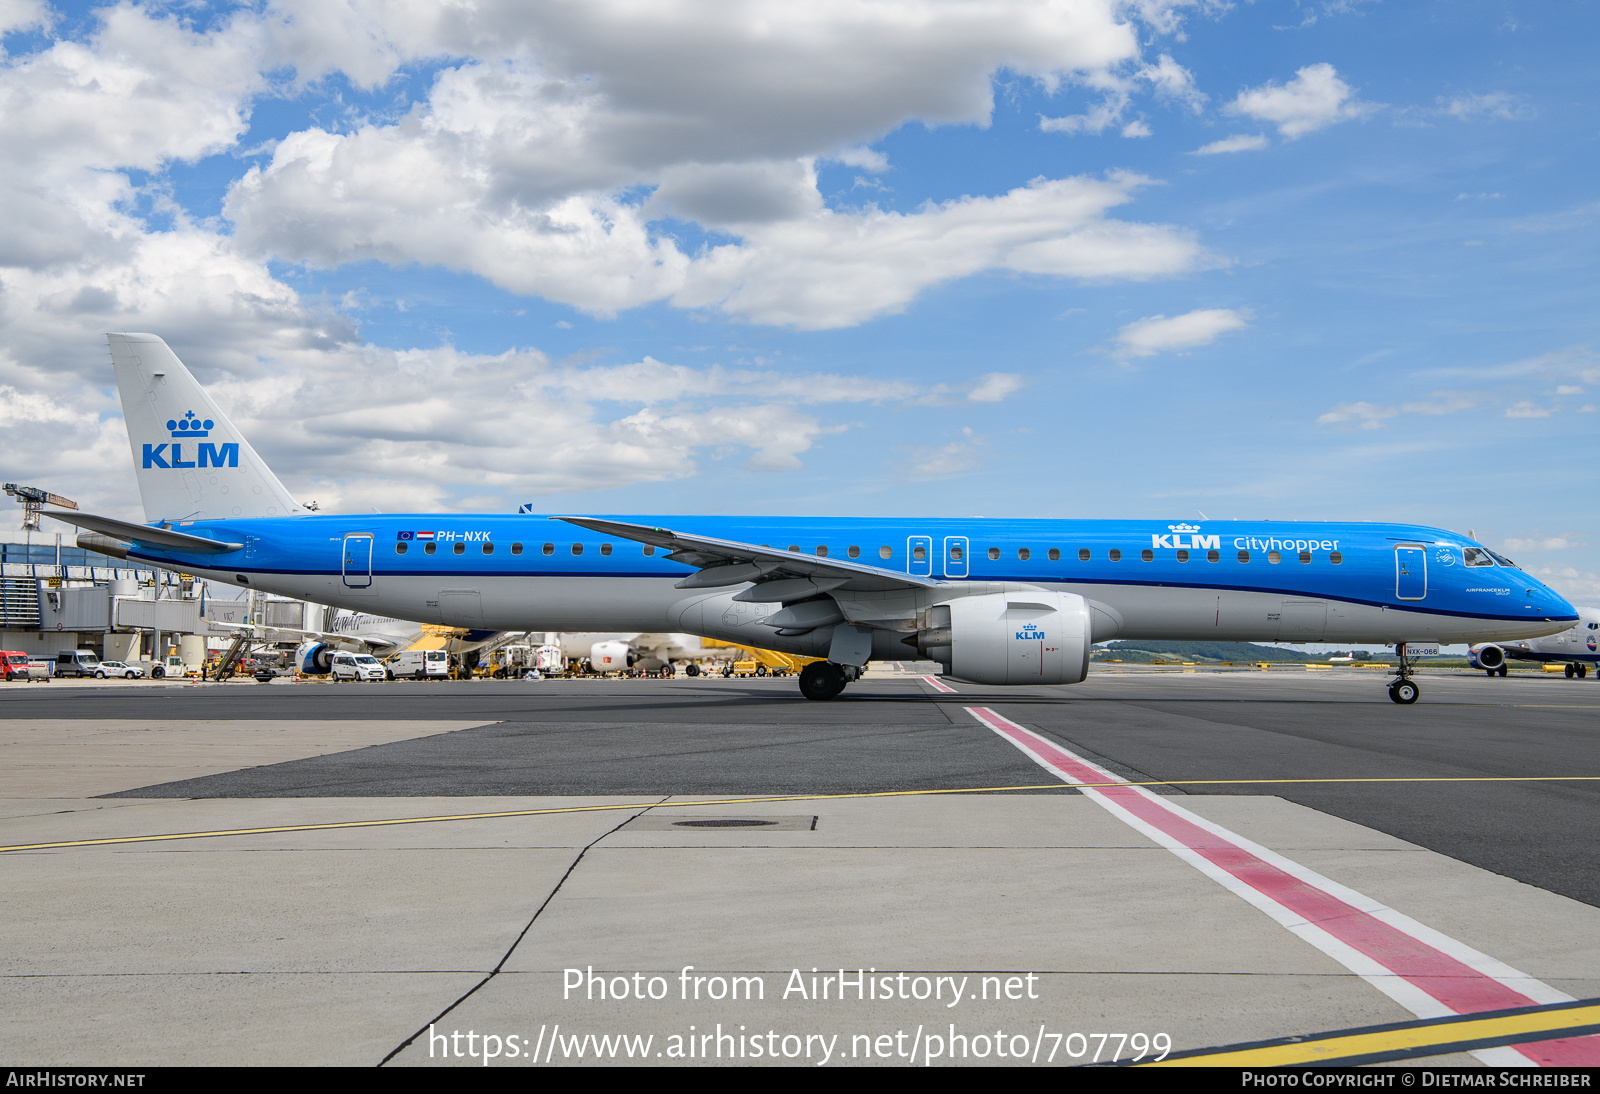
xmin=589 ymin=640 xmax=635 ymax=671
xmin=1469 ymin=644 xmax=1504 ymax=670
xmin=298 ymin=641 xmax=335 ymax=675
xmin=912 ymin=591 xmax=1092 ymax=686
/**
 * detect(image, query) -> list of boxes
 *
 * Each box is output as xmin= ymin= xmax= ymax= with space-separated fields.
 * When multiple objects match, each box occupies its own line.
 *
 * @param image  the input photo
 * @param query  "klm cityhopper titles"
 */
xmin=50 ymin=334 xmax=1578 ymax=704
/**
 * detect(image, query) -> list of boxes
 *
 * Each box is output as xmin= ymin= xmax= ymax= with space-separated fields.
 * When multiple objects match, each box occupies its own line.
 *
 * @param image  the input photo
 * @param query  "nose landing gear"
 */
xmin=1388 ymin=643 xmax=1421 ymax=704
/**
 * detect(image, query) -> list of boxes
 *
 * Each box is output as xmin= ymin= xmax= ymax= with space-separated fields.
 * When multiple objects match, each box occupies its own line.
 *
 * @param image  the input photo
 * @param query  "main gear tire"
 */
xmin=799 ymin=661 xmax=847 ymax=701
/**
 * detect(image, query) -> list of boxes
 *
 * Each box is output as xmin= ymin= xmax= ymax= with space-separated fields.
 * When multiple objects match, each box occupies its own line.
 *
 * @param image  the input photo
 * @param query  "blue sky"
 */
xmin=2 ymin=0 xmax=1597 ymax=601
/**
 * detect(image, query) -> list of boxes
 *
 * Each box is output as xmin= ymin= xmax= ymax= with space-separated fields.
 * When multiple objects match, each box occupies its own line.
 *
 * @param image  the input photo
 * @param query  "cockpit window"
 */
xmin=1489 ymin=551 xmax=1517 ymax=568
xmin=1463 ymin=547 xmax=1494 ymax=567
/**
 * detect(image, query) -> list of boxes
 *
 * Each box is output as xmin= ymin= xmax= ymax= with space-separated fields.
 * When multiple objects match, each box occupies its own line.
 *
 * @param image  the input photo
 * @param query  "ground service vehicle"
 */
xmin=390 ymin=649 xmax=449 ymax=679
xmin=330 ymin=652 xmax=387 ymax=682
xmin=54 ymin=650 xmax=101 ymax=678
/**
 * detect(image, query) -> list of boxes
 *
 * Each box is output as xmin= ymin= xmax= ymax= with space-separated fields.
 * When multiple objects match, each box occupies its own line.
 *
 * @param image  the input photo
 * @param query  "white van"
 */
xmin=390 ymin=649 xmax=450 ymax=680
xmin=330 ymin=653 xmax=387 ymax=682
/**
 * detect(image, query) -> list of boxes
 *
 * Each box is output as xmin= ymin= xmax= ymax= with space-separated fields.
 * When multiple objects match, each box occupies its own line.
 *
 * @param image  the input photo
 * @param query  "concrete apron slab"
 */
xmin=0 ymin=720 xmax=495 ymax=798
xmin=5 ymin=792 xmax=1596 ymax=1066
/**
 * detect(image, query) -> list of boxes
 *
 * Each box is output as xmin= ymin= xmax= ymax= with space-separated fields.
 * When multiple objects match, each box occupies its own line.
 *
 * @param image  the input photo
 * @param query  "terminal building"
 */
xmin=0 ymin=527 xmax=218 ymax=664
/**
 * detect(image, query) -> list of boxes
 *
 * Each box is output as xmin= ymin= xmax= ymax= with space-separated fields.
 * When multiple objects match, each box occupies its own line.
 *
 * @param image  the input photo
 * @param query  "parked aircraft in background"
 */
xmin=210 ymin=606 xmax=501 ymax=673
xmin=1470 ymin=607 xmax=1600 ymax=678
xmin=47 ymin=334 xmax=1580 ymax=704
xmin=567 ymin=632 xmax=704 ymax=672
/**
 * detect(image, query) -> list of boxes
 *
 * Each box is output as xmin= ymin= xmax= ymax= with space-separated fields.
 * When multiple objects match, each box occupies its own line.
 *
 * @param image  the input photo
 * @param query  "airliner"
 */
xmin=1470 ymin=608 xmax=1600 ymax=679
xmin=48 ymin=334 xmax=1578 ymax=704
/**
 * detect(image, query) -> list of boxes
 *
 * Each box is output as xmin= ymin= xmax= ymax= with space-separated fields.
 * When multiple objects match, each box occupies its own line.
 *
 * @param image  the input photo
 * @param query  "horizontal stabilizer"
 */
xmin=45 ymin=508 xmax=242 ymax=553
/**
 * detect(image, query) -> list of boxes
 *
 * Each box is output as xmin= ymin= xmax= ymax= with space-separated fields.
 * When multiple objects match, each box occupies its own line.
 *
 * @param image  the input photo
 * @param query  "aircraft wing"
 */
xmin=46 ymin=508 xmax=243 ymax=553
xmin=555 ymin=517 xmax=941 ymax=593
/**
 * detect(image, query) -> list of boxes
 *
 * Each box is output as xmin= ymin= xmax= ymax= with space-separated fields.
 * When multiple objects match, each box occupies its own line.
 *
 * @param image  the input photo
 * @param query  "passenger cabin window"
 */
xmin=1108 ymin=549 xmax=1122 ymax=562
xmin=987 ymin=547 xmax=1000 ymax=560
xmin=1267 ymin=551 xmax=1281 ymax=564
xmin=1048 ymin=549 xmax=1060 ymax=561
xmin=789 ymin=545 xmax=800 ymax=553
xmin=848 ymin=546 xmax=860 ymax=559
xmin=1207 ymin=550 xmax=1220 ymax=563
xmin=482 ymin=542 xmax=493 ymax=555
xmin=912 ymin=545 xmax=927 ymax=561
xmin=1018 ymin=548 xmax=1030 ymax=561
xmin=1176 ymin=549 xmax=1189 ymax=563
xmin=511 ymin=543 xmax=523 ymax=555
xmin=600 ymin=543 xmax=612 ymax=556
xmin=453 ymin=543 xmax=465 ymax=555
xmin=816 ymin=545 xmax=828 ymax=557
xmin=949 ymin=545 xmax=964 ymax=561
xmin=1140 ymin=549 xmax=1153 ymax=561
xmin=1238 ymin=550 xmax=1251 ymax=563
xmin=542 ymin=543 xmax=554 ymax=555
xmin=1330 ymin=551 xmax=1343 ymax=565
xmin=395 ymin=542 xmax=408 ymax=554
xmin=879 ymin=546 xmax=892 ymax=559
xmin=571 ymin=543 xmax=583 ymax=555
xmin=644 ymin=545 xmax=655 ymax=556
xmin=1077 ymin=548 xmax=1090 ymax=561
xmin=1464 ymin=547 xmax=1494 ymax=567
xmin=1298 ymin=550 xmax=1311 ymax=564
xmin=425 ymin=543 xmax=436 ymax=555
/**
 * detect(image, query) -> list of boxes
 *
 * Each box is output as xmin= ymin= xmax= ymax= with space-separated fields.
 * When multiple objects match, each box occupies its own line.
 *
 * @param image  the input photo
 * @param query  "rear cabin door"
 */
xmin=1395 ymin=544 xmax=1426 ymax=601
xmin=342 ymin=533 xmax=373 ymax=588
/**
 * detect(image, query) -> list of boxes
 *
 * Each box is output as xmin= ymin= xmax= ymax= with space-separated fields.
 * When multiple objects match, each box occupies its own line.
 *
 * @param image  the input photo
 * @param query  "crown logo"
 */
xmin=1168 ymin=522 xmax=1201 ymax=533
xmin=167 ymin=410 xmax=213 ymax=438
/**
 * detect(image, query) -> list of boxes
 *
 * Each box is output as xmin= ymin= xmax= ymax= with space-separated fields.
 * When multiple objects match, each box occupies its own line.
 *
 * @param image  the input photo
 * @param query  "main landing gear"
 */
xmin=1485 ymin=666 xmax=1508 ymax=678
xmin=799 ymin=660 xmax=860 ymax=701
xmin=1388 ymin=642 xmax=1420 ymax=705
xmin=1565 ymin=663 xmax=1590 ymax=679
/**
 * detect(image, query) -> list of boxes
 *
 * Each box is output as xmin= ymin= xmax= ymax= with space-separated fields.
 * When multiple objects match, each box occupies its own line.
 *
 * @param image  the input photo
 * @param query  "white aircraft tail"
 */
xmin=107 ymin=333 xmax=303 ymax=523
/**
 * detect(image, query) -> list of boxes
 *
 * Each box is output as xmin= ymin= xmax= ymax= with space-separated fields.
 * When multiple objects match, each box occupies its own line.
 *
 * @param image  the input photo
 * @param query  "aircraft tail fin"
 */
xmin=107 ymin=333 xmax=304 ymax=523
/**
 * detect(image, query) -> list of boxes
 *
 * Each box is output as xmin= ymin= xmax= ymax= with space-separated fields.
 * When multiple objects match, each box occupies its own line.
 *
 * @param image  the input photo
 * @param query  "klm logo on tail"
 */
xmin=142 ymin=409 xmax=238 ymax=469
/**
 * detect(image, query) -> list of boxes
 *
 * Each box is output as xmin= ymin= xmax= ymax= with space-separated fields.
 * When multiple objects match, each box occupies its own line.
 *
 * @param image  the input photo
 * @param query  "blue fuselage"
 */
xmin=126 ymin=514 xmax=1576 ymax=656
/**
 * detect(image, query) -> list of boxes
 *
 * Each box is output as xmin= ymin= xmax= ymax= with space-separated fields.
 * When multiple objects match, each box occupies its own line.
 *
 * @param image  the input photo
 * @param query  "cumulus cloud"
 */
xmin=968 ymin=373 xmax=1025 ymax=402
xmin=1226 ymin=63 xmax=1376 ymax=139
xmin=670 ymin=174 xmax=1207 ymax=329
xmin=1532 ymin=567 xmax=1600 ymax=604
xmin=1111 ymin=307 xmax=1249 ymax=360
xmin=1441 ymin=92 xmax=1534 ymax=122
xmin=1192 ymin=134 xmax=1269 ymax=155
xmin=1317 ymin=390 xmax=1495 ymax=429
xmin=1039 ymin=52 xmax=1203 ymax=137
xmin=1316 ymin=401 xmax=1398 ymax=430
xmin=0 ymin=0 xmax=1214 ymax=511
xmin=1505 ymin=400 xmax=1554 ymax=419
xmin=898 ymin=428 xmax=988 ymax=480
xmin=1503 ymin=537 xmax=1577 ymax=553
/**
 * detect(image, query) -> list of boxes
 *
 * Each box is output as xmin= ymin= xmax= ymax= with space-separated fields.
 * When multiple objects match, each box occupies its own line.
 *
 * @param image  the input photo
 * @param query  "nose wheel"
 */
xmin=1388 ymin=643 xmax=1421 ymax=704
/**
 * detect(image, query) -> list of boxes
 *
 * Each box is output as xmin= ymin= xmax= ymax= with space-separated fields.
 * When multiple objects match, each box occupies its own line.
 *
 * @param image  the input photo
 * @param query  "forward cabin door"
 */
xmin=1395 ymin=544 xmax=1426 ymax=601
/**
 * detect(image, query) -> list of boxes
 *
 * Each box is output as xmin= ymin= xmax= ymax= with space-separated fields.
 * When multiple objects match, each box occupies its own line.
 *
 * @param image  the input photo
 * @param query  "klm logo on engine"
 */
xmin=143 ymin=409 xmax=238 ymax=469
xmin=1152 ymin=523 xmax=1220 ymax=550
xmin=1015 ymin=622 xmax=1046 ymax=641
